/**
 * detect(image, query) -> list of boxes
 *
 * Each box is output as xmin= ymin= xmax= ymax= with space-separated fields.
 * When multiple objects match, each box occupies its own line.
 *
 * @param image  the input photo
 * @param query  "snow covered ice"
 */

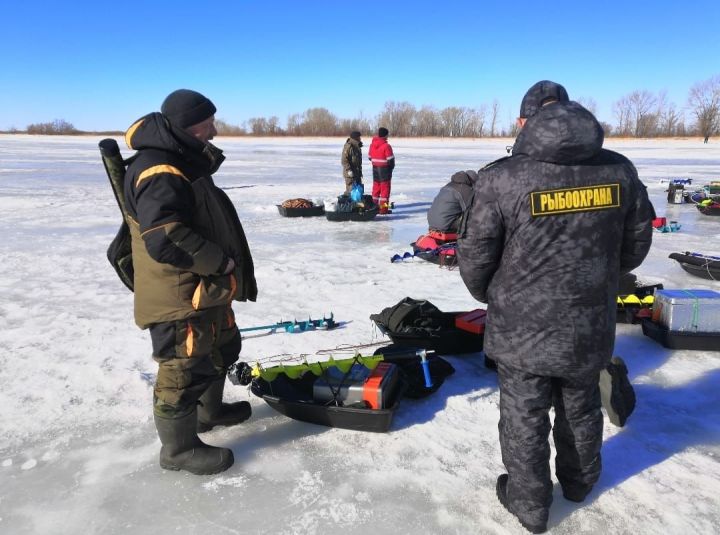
xmin=0 ymin=135 xmax=719 ymax=534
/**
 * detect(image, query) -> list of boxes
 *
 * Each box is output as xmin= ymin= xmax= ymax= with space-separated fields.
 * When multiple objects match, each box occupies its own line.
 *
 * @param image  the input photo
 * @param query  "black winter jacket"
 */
xmin=458 ymin=101 xmax=653 ymax=378
xmin=123 ymin=113 xmax=257 ymax=327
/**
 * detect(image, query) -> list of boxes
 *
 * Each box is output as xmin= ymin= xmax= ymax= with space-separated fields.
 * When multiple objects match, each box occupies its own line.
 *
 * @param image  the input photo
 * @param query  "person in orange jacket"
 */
xmin=368 ymin=127 xmax=395 ymax=214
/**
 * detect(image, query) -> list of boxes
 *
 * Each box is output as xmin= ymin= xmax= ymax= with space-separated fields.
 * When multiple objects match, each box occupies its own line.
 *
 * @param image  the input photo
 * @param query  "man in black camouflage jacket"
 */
xmin=458 ymin=81 xmax=654 ymax=533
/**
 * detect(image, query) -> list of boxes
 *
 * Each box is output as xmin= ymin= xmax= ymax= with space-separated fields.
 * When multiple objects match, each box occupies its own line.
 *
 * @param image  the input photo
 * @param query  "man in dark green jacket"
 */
xmin=124 ymin=89 xmax=258 ymax=475
xmin=341 ymin=130 xmax=363 ymax=194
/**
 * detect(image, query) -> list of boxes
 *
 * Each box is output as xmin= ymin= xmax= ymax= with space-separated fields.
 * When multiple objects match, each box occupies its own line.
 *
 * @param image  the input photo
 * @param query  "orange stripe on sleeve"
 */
xmin=136 ymin=165 xmax=188 ymax=187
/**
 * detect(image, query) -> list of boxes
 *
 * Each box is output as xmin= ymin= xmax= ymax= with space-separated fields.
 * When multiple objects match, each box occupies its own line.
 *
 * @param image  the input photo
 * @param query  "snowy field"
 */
xmin=0 ymin=135 xmax=719 ymax=535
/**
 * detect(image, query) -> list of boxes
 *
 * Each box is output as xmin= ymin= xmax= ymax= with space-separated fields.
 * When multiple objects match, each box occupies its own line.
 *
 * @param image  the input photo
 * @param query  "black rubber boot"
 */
xmin=154 ymin=411 xmax=234 ymax=475
xmin=197 ymin=379 xmax=252 ymax=433
xmin=496 ymin=474 xmax=547 ymax=534
xmin=562 ymin=485 xmax=593 ymax=503
xmin=599 ymin=356 xmax=635 ymax=427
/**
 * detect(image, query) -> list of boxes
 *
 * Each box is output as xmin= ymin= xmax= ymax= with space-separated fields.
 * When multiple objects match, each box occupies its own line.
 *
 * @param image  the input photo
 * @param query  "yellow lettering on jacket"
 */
xmin=530 ymin=184 xmax=621 ymax=216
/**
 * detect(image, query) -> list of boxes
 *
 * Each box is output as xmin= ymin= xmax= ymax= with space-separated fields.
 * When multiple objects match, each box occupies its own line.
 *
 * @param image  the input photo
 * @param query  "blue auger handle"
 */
xmin=418 ymin=349 xmax=433 ymax=388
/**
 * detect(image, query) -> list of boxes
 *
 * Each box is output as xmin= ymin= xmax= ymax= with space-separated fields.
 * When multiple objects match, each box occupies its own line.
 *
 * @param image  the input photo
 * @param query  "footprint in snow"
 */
xmin=21 ymin=459 xmax=37 ymax=470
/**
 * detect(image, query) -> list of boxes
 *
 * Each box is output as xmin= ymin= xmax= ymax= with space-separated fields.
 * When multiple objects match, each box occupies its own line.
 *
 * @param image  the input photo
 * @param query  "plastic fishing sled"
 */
xmin=248 ymin=351 xmax=420 ymax=432
xmin=410 ymin=231 xmax=458 ymax=267
xmin=641 ymin=318 xmax=720 ymax=350
xmin=325 ymin=194 xmax=379 ymax=222
xmin=616 ymin=279 xmax=664 ymax=324
xmin=251 ymin=371 xmax=403 ymax=432
xmin=247 ymin=345 xmax=456 ymax=431
xmin=696 ymin=201 xmax=720 ymax=216
xmin=669 ymin=252 xmax=720 ymax=281
xmin=277 ymin=198 xmax=325 ymax=217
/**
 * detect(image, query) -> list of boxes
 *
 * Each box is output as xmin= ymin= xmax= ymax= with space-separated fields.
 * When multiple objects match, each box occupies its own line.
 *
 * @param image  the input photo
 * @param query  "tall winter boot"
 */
xmin=197 ymin=379 xmax=252 ymax=433
xmin=154 ymin=410 xmax=234 ymax=475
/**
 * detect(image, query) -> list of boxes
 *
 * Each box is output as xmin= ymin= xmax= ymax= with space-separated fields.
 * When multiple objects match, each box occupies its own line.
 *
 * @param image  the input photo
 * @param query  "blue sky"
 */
xmin=1 ymin=0 xmax=718 ymax=132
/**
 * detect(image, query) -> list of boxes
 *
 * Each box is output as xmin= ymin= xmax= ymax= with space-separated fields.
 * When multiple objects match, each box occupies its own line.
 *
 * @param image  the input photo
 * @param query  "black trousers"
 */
xmin=497 ymin=362 xmax=603 ymax=526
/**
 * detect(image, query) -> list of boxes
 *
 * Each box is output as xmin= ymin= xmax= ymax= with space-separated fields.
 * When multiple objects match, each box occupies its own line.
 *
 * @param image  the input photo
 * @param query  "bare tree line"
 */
xmin=215 ymin=99 xmax=512 ymax=138
xmin=221 ymin=74 xmax=720 ymax=139
xmin=5 ymin=75 xmax=719 ymax=138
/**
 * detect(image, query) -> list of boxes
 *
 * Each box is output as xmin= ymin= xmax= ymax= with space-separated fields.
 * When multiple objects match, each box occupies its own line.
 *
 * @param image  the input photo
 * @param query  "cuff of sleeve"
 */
xmin=216 ymin=256 xmax=230 ymax=275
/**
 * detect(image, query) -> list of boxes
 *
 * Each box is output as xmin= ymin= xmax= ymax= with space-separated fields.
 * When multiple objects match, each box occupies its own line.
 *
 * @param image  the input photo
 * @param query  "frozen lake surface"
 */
xmin=0 ymin=135 xmax=719 ymax=534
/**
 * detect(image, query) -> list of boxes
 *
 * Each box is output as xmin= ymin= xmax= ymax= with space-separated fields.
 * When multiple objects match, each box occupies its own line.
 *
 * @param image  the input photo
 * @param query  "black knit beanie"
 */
xmin=519 ymin=81 xmax=569 ymax=118
xmin=161 ymin=89 xmax=217 ymax=129
xmin=350 ymin=130 xmax=361 ymax=140
xmin=378 ymin=127 xmax=389 ymax=138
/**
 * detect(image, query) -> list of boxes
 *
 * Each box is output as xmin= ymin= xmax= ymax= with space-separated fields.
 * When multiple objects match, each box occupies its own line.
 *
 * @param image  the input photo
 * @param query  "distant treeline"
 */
xmin=4 ymin=75 xmax=719 ymax=139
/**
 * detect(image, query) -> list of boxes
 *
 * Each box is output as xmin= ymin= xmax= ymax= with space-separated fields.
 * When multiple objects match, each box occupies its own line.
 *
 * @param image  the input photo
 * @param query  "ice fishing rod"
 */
xmin=99 ymin=138 xmax=136 ymax=292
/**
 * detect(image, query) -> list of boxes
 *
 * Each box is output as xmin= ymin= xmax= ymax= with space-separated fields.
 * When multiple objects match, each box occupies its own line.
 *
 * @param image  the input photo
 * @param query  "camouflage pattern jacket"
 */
xmin=458 ymin=101 xmax=654 ymax=378
xmin=341 ymin=137 xmax=363 ymax=180
xmin=123 ymin=113 xmax=257 ymax=328
xmin=427 ymin=170 xmax=477 ymax=232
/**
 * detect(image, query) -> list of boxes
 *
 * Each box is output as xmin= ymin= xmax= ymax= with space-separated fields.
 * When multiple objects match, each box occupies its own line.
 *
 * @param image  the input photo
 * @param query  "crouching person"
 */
xmin=427 ymin=170 xmax=478 ymax=234
xmin=124 ymin=89 xmax=258 ymax=475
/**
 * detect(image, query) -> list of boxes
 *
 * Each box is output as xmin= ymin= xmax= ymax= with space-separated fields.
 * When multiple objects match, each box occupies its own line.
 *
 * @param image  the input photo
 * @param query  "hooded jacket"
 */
xmin=427 ymin=170 xmax=478 ymax=232
xmin=123 ymin=113 xmax=257 ymax=328
xmin=458 ymin=101 xmax=653 ymax=378
xmin=341 ymin=137 xmax=363 ymax=180
xmin=368 ymin=136 xmax=395 ymax=181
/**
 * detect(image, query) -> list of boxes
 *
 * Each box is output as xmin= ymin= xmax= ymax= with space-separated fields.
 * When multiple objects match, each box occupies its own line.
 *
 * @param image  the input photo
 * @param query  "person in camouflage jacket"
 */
xmin=341 ymin=130 xmax=363 ymax=194
xmin=458 ymin=81 xmax=654 ymax=533
xmin=123 ymin=89 xmax=257 ymax=475
xmin=427 ymin=170 xmax=478 ymax=233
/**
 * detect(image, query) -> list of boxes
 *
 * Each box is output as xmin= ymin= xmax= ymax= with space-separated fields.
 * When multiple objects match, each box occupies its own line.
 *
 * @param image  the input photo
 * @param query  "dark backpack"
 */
xmin=370 ymin=297 xmax=450 ymax=334
xmin=370 ymin=297 xmax=484 ymax=355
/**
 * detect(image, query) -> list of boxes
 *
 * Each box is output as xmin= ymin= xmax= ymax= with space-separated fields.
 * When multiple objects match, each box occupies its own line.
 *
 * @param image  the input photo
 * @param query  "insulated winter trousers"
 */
xmin=497 ymin=362 xmax=603 ymax=527
xmin=372 ymin=180 xmax=391 ymax=208
xmin=149 ymin=304 xmax=241 ymax=418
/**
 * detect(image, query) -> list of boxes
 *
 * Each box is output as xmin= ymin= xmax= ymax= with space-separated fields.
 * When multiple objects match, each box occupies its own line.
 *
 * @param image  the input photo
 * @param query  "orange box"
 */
xmin=455 ymin=309 xmax=487 ymax=334
xmin=428 ymin=230 xmax=459 ymax=241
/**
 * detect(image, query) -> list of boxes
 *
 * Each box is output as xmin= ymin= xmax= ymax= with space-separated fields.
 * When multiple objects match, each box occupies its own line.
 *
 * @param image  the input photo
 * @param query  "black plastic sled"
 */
xmin=696 ymin=202 xmax=720 ymax=216
xmin=641 ymin=318 xmax=720 ymax=350
xmin=325 ymin=194 xmax=379 ymax=222
xmin=277 ymin=204 xmax=325 ymax=217
xmin=410 ymin=242 xmax=457 ymax=267
xmin=251 ymin=373 xmax=402 ymax=433
xmin=326 ymin=205 xmax=379 ymax=222
xmin=669 ymin=252 xmax=720 ymax=281
xmin=616 ymin=281 xmax=664 ymax=324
